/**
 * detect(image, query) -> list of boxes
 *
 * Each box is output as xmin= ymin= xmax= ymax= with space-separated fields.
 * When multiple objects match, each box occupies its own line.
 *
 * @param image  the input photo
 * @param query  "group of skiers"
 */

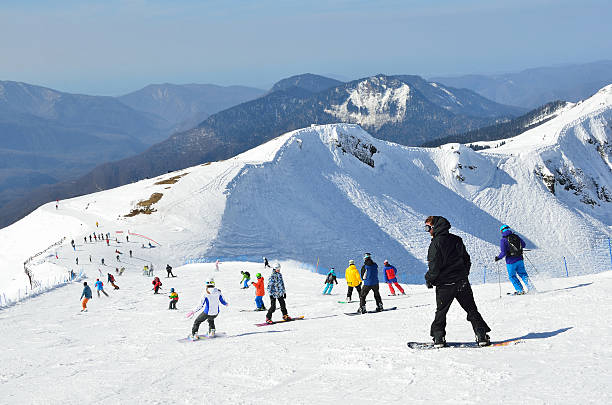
xmin=78 ymin=216 xmax=535 ymax=347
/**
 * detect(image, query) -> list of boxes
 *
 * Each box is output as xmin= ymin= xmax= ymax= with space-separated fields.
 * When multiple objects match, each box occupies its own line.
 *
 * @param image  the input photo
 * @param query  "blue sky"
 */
xmin=1 ymin=0 xmax=610 ymax=95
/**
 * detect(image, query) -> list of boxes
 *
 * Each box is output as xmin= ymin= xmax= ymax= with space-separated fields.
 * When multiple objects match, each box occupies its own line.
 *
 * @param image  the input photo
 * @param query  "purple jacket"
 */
xmin=496 ymin=229 xmax=525 ymax=264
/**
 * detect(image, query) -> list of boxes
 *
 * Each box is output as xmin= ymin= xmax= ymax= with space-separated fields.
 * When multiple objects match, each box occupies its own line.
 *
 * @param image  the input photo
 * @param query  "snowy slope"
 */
xmin=1 ymin=259 xmax=612 ymax=404
xmin=1 ymin=83 xmax=612 ymax=301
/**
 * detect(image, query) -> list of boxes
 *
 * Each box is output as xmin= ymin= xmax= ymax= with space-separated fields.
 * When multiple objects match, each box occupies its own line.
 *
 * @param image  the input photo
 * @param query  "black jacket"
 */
xmin=424 ymin=216 xmax=471 ymax=286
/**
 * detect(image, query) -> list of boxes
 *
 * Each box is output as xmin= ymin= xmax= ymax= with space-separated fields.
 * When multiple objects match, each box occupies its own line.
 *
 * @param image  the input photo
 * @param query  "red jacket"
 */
xmin=152 ymin=278 xmax=162 ymax=288
xmin=252 ymin=277 xmax=265 ymax=296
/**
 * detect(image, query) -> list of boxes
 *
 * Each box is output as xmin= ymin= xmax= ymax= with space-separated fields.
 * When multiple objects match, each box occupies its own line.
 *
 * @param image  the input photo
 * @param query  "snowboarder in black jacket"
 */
xmin=424 ymin=216 xmax=491 ymax=347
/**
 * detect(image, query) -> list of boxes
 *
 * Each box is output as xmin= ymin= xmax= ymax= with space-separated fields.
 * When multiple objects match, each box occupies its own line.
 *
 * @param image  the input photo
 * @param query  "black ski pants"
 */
xmin=359 ymin=284 xmax=382 ymax=309
xmin=430 ymin=279 xmax=490 ymax=339
xmin=192 ymin=313 xmax=217 ymax=334
xmin=266 ymin=296 xmax=288 ymax=319
xmin=169 ymin=300 xmax=177 ymax=310
xmin=347 ymin=284 xmax=362 ymax=300
xmin=167 ymin=270 xmax=175 ymax=277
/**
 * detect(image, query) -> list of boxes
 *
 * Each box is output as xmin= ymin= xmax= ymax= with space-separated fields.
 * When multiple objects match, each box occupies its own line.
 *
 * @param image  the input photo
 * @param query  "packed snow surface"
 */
xmin=1 ymin=258 xmax=612 ymax=404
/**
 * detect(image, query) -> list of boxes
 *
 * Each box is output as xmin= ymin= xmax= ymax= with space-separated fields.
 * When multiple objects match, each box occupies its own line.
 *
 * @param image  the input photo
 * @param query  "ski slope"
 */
xmin=1 ymin=84 xmax=612 ymax=403
xmin=1 ymin=256 xmax=611 ymax=404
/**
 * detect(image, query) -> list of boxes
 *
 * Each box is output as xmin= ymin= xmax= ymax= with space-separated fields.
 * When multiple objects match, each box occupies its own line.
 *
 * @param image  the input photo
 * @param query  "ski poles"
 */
xmin=496 ymin=261 xmax=502 ymax=299
xmin=522 ymin=252 xmax=540 ymax=275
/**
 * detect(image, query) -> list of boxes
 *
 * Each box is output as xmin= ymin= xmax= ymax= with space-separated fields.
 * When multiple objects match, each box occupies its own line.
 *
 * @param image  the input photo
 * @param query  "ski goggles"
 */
xmin=424 ymin=224 xmax=433 ymax=232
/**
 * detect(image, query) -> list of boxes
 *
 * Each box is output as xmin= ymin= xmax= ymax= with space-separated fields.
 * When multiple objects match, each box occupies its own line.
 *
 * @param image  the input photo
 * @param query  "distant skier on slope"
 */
xmin=495 ymin=224 xmax=536 ymax=295
xmin=263 ymin=257 xmax=270 ymax=268
xmin=107 ymin=273 xmax=119 ymax=290
xmin=266 ymin=263 xmax=292 ymax=324
xmin=80 ymin=282 xmax=92 ymax=311
xmin=359 ymin=253 xmax=383 ymax=313
xmin=383 ymin=260 xmax=405 ymax=296
xmin=187 ymin=279 xmax=228 ymax=339
xmin=169 ymin=288 xmax=179 ymax=310
xmin=424 ymin=216 xmax=491 ymax=347
xmin=322 ymin=268 xmax=338 ymax=295
xmin=94 ymin=279 xmax=109 ymax=297
xmin=345 ymin=260 xmax=362 ymax=302
xmin=251 ymin=273 xmax=266 ymax=310
xmin=240 ymin=271 xmax=251 ymax=289
xmin=152 ymin=277 xmax=162 ymax=294
xmin=166 ymin=264 xmax=175 ymax=278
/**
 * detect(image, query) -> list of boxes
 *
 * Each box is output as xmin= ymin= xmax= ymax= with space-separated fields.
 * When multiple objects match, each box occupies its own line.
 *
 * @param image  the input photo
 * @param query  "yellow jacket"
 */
xmin=345 ymin=264 xmax=362 ymax=287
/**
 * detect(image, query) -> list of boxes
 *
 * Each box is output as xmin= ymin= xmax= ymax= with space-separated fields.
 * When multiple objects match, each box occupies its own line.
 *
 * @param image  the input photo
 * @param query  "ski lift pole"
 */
xmin=563 ymin=256 xmax=568 ymax=277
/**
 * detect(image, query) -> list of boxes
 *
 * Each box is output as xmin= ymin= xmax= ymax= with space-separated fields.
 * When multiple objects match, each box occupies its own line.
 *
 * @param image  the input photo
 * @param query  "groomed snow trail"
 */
xmin=1 ymin=258 xmax=611 ymax=404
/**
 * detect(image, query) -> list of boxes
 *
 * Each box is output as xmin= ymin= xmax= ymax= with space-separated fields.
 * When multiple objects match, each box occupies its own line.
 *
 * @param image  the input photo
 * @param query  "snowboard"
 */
xmin=406 ymin=339 xmax=523 ymax=350
xmin=255 ymin=315 xmax=304 ymax=327
xmin=344 ymin=306 xmax=397 ymax=316
xmin=178 ymin=332 xmax=227 ymax=343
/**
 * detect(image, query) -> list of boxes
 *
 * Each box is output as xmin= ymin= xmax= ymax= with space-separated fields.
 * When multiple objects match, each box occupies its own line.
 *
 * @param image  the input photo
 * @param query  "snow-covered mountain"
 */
xmin=2 ymin=85 xmax=611 ymax=301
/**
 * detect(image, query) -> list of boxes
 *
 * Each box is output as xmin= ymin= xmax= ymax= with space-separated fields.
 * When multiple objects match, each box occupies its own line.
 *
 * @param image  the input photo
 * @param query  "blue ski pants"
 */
xmin=255 ymin=296 xmax=264 ymax=309
xmin=243 ymin=279 xmax=250 ymax=288
xmin=323 ymin=283 xmax=334 ymax=294
xmin=506 ymin=260 xmax=534 ymax=292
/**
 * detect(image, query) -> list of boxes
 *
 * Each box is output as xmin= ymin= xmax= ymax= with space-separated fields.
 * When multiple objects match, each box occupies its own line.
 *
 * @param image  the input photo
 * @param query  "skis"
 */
xmin=344 ymin=306 xmax=397 ymax=316
xmin=178 ymin=332 xmax=226 ymax=343
xmin=406 ymin=339 xmax=523 ymax=350
xmin=255 ymin=315 xmax=304 ymax=327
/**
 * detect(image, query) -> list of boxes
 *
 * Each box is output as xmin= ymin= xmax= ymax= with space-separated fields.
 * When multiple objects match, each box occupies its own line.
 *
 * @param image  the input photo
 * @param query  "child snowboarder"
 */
xmin=240 ymin=271 xmax=251 ymax=289
xmin=169 ymin=288 xmax=179 ymax=310
xmin=187 ymin=280 xmax=228 ymax=339
xmin=80 ymin=282 xmax=92 ymax=311
xmin=383 ymin=260 xmax=405 ymax=295
xmin=94 ymin=279 xmax=109 ymax=297
xmin=345 ymin=260 xmax=362 ymax=302
xmin=251 ymin=273 xmax=266 ymax=310
xmin=266 ymin=263 xmax=291 ymax=324
xmin=152 ymin=276 xmax=162 ymax=294
xmin=107 ymin=273 xmax=119 ymax=290
xmin=322 ymin=268 xmax=338 ymax=295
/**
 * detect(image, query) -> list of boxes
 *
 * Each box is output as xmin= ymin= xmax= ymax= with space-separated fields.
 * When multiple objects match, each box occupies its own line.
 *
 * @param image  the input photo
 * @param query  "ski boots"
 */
xmin=189 ymin=333 xmax=199 ymax=341
xmin=358 ymin=306 xmax=367 ymax=314
xmin=283 ymin=314 xmax=292 ymax=321
xmin=375 ymin=305 xmax=384 ymax=312
xmin=265 ymin=318 xmax=274 ymax=324
xmin=208 ymin=329 xmax=216 ymax=338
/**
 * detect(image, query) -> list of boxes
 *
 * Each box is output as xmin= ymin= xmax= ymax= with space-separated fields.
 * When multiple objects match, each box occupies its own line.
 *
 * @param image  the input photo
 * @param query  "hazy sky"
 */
xmin=1 ymin=0 xmax=610 ymax=95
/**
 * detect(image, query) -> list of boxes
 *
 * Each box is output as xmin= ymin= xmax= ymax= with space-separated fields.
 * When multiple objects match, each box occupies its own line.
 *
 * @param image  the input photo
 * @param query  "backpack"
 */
xmin=506 ymin=234 xmax=523 ymax=257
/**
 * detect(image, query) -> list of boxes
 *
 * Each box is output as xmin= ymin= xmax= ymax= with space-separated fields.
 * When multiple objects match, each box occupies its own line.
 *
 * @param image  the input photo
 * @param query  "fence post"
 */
xmin=563 ymin=256 xmax=569 ymax=277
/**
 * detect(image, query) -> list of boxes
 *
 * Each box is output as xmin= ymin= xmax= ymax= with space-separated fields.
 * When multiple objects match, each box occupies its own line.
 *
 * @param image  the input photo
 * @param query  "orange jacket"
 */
xmin=252 ymin=277 xmax=265 ymax=296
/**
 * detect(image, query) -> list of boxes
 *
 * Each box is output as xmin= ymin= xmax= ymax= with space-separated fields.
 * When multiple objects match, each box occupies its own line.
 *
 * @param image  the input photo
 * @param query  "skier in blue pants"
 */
xmin=322 ymin=268 xmax=338 ymax=294
xmin=495 ymin=224 xmax=535 ymax=294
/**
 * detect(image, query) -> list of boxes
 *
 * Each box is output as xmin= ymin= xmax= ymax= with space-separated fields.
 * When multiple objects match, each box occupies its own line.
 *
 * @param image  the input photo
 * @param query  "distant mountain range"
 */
xmin=0 ymin=73 xmax=524 ymax=227
xmin=117 ymin=83 xmax=265 ymax=132
xmin=432 ymin=60 xmax=612 ymax=108
xmin=0 ymin=81 xmax=265 ymax=221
